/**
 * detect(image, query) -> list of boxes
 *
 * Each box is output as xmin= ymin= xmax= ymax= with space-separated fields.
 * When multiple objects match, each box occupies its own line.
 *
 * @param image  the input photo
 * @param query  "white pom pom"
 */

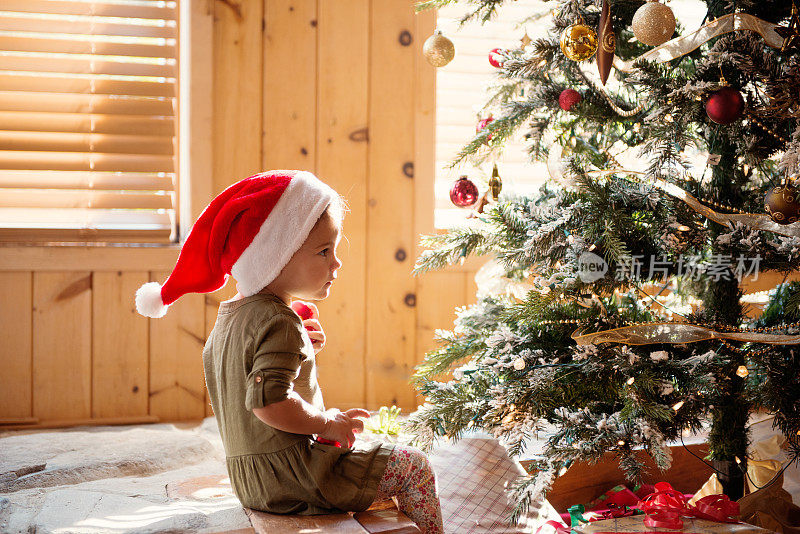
xmin=135 ymin=282 xmax=169 ymax=318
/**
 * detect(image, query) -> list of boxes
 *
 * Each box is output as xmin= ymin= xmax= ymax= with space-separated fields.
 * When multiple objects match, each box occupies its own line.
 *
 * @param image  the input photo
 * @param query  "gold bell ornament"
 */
xmin=489 ymin=163 xmax=503 ymax=200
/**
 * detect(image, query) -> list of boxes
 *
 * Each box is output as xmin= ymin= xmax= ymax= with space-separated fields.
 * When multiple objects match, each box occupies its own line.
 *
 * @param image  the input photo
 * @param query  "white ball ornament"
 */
xmin=632 ymin=0 xmax=676 ymax=47
xmin=513 ymin=358 xmax=526 ymax=370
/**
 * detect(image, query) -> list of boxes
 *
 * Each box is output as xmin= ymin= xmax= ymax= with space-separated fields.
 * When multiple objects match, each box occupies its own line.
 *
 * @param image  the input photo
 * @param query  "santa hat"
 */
xmin=135 ymin=170 xmax=338 ymax=318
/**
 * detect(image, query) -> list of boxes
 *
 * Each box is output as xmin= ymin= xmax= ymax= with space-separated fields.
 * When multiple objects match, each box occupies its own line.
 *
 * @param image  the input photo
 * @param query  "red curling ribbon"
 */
xmin=552 ymin=482 xmax=741 ymax=534
xmin=535 ymin=520 xmax=570 ymax=534
xmin=636 ymin=482 xmax=688 ymax=530
xmin=643 ymin=510 xmax=683 ymax=529
xmin=597 ymin=504 xmax=637 ymax=520
xmin=692 ymin=494 xmax=740 ymax=523
xmin=636 ymin=481 xmax=741 ymax=530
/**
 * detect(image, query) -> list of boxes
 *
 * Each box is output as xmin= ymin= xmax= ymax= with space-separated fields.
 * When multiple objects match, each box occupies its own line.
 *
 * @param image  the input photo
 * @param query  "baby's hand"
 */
xmin=319 ymin=408 xmax=370 ymax=448
xmin=292 ymin=300 xmax=326 ymax=354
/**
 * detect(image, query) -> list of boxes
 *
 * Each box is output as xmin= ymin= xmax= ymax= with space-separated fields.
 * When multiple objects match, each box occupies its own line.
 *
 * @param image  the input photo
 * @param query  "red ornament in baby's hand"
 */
xmin=291 ymin=300 xmax=319 ymax=332
xmin=292 ymin=301 xmax=314 ymax=320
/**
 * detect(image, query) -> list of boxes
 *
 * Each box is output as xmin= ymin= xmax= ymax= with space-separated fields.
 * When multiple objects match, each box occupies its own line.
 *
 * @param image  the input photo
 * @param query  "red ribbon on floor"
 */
xmin=636 ymin=481 xmax=741 ymax=529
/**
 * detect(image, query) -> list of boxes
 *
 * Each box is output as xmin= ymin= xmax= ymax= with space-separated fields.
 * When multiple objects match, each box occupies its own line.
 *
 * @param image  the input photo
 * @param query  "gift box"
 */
xmin=567 ymin=482 xmax=771 ymax=534
xmin=572 ymin=514 xmax=772 ymax=533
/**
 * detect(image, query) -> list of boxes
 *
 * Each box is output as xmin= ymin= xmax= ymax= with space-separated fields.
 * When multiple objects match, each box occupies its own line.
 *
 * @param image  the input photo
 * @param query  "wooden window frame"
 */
xmin=0 ymin=0 xmax=212 ymax=269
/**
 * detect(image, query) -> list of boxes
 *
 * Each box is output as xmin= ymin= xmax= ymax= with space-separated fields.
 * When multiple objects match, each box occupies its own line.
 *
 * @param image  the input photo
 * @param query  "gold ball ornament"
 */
xmin=423 ymin=30 xmax=455 ymax=67
xmin=765 ymin=181 xmax=800 ymax=225
xmin=632 ymin=0 xmax=676 ymax=47
xmin=560 ymin=24 xmax=598 ymax=61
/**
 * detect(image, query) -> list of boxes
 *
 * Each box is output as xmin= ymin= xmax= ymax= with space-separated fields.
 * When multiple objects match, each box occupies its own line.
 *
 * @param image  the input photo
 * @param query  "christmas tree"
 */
xmin=411 ymin=0 xmax=800 ymax=520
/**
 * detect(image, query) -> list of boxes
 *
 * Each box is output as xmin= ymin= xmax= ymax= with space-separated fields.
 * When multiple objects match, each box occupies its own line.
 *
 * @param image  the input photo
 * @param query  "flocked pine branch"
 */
xmin=412 ymin=0 xmax=800 ymax=517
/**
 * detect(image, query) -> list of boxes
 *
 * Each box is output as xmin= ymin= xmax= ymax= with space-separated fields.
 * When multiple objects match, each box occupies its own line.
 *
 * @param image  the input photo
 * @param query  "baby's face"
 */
xmin=270 ymin=210 xmax=342 ymax=302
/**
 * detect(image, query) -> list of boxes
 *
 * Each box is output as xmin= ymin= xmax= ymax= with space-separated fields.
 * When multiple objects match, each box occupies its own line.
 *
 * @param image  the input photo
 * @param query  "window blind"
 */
xmin=434 ymin=2 xmax=551 ymax=229
xmin=0 ymin=0 xmax=178 ymax=243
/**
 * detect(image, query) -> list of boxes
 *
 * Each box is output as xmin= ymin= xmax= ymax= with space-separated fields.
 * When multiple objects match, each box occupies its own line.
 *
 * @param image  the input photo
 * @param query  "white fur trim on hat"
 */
xmin=135 ymin=282 xmax=169 ymax=318
xmin=231 ymin=171 xmax=337 ymax=296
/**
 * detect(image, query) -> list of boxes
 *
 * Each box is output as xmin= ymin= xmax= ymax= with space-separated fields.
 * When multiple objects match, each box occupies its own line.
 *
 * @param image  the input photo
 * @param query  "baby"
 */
xmin=136 ymin=170 xmax=443 ymax=533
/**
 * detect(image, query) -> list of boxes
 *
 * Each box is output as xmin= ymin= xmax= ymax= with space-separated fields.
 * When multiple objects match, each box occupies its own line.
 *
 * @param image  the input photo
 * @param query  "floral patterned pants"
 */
xmin=374 ymin=445 xmax=445 ymax=534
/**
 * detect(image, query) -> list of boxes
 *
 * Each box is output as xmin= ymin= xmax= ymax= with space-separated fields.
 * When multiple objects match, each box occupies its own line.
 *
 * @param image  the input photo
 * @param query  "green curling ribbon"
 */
xmin=568 ymin=504 xmax=589 ymax=527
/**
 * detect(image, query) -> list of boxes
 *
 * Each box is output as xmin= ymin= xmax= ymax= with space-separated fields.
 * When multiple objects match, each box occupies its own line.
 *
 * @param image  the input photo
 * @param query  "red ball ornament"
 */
xmin=705 ymin=86 xmax=744 ymax=125
xmin=489 ymin=48 xmax=505 ymax=68
xmin=450 ymin=176 xmax=479 ymax=208
xmin=559 ymin=89 xmax=582 ymax=111
xmin=476 ymin=115 xmax=494 ymax=140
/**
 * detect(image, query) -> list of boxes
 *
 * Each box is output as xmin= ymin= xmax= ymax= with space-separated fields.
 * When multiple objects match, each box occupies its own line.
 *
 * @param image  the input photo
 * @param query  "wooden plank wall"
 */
xmin=0 ymin=1 xmax=482 ymax=428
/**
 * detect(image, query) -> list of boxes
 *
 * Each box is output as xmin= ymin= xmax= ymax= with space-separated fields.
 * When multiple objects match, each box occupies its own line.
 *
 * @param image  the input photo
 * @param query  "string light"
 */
xmin=736 ymin=365 xmax=749 ymax=378
xmin=617 ymin=440 xmax=626 ymax=446
xmin=558 ymin=465 xmax=569 ymax=476
xmin=626 ymin=377 xmax=635 ymax=385
xmin=672 ymin=400 xmax=685 ymax=411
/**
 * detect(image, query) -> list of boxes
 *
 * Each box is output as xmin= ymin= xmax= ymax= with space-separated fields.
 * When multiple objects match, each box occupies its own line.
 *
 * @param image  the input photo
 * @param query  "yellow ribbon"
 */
xmin=588 ymin=169 xmax=800 ymax=240
xmin=689 ymin=434 xmax=786 ymax=505
xmin=614 ymin=13 xmax=785 ymax=72
xmin=572 ymin=322 xmax=800 ymax=346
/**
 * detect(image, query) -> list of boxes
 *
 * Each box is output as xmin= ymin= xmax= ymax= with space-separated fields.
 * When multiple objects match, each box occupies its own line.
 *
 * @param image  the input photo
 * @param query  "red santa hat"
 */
xmin=135 ymin=170 xmax=338 ymax=318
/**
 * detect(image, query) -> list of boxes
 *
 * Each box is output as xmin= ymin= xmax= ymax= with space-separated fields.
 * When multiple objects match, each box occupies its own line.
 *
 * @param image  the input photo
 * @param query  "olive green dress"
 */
xmin=202 ymin=292 xmax=394 ymax=514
